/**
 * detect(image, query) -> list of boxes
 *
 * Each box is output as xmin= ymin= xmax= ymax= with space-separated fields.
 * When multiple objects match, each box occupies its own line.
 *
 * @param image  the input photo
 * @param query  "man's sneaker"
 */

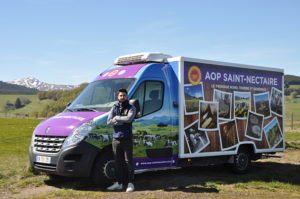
xmin=107 ymin=182 xmax=123 ymax=191
xmin=126 ymin=183 xmax=135 ymax=192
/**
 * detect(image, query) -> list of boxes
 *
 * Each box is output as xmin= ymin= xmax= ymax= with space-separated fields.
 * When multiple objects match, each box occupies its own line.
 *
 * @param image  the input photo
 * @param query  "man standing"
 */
xmin=107 ymin=88 xmax=136 ymax=192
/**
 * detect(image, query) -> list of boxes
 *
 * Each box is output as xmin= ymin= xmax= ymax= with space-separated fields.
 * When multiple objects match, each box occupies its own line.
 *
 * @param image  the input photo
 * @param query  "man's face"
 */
xmin=118 ymin=92 xmax=128 ymax=103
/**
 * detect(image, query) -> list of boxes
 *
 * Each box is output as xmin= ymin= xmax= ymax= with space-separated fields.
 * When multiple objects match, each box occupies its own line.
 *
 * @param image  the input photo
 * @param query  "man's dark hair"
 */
xmin=118 ymin=88 xmax=128 ymax=94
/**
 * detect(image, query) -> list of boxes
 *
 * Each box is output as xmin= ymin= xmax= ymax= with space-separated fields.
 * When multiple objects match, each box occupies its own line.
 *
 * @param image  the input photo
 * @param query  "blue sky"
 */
xmin=0 ymin=0 xmax=299 ymax=85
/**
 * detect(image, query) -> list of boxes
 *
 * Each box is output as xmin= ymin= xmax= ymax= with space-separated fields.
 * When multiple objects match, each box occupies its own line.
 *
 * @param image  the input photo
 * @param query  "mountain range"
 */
xmin=7 ymin=77 xmax=77 ymax=91
xmin=0 ymin=81 xmax=38 ymax=94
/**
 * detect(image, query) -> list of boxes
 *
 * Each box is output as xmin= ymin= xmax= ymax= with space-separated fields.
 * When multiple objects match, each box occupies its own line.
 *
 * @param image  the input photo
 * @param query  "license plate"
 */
xmin=36 ymin=156 xmax=51 ymax=164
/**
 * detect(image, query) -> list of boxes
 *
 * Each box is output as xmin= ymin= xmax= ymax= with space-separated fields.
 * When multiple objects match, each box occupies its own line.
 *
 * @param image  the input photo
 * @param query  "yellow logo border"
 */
xmin=188 ymin=66 xmax=201 ymax=85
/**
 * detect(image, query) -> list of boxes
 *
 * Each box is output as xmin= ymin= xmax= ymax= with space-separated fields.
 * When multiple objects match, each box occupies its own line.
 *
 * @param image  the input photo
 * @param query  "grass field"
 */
xmin=284 ymin=96 xmax=300 ymax=129
xmin=0 ymin=94 xmax=53 ymax=118
xmin=0 ymin=118 xmax=299 ymax=199
xmin=288 ymin=85 xmax=300 ymax=89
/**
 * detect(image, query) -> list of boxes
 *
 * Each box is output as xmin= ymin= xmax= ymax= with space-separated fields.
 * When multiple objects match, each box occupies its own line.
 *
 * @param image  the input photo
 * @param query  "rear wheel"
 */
xmin=231 ymin=148 xmax=251 ymax=174
xmin=91 ymin=151 xmax=115 ymax=187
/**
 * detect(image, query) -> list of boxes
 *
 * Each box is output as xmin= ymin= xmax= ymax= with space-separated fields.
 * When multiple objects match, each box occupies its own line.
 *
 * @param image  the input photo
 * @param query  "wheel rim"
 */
xmin=103 ymin=160 xmax=116 ymax=179
xmin=237 ymin=153 xmax=248 ymax=170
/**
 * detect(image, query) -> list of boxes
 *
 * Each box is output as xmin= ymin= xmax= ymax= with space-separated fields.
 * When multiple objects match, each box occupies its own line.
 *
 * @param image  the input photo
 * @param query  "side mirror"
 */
xmin=173 ymin=101 xmax=178 ymax=108
xmin=66 ymin=102 xmax=71 ymax=107
xmin=129 ymin=99 xmax=141 ymax=119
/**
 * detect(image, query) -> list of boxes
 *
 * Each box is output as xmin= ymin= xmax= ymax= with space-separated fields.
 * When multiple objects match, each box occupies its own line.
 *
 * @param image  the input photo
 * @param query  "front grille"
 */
xmin=34 ymin=162 xmax=56 ymax=171
xmin=34 ymin=135 xmax=67 ymax=153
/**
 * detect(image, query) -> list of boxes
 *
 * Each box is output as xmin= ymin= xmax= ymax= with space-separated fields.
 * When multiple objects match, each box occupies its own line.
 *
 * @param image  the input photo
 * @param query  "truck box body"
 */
xmin=177 ymin=57 xmax=284 ymax=159
xmin=29 ymin=53 xmax=284 ymax=184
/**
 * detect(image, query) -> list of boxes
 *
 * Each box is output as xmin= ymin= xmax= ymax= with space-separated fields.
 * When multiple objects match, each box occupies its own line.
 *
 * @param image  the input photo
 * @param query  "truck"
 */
xmin=29 ymin=52 xmax=285 ymax=186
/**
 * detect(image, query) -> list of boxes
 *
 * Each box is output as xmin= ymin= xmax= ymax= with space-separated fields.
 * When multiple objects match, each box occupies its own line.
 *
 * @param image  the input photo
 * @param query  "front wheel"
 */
xmin=231 ymin=148 xmax=251 ymax=174
xmin=91 ymin=151 xmax=115 ymax=187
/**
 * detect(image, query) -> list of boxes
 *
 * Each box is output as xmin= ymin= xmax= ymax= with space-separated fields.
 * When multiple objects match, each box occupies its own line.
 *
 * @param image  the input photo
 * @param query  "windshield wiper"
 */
xmin=75 ymin=108 xmax=97 ymax=112
xmin=65 ymin=108 xmax=74 ymax=112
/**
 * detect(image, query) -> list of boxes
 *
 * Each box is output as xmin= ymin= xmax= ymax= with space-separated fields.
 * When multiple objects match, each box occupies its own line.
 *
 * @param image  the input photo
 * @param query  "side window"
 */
xmin=132 ymin=82 xmax=145 ymax=115
xmin=132 ymin=81 xmax=164 ymax=116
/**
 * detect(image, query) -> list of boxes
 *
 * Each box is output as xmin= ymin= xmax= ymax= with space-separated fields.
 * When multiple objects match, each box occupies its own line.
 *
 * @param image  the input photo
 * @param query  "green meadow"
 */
xmin=0 ymin=117 xmax=299 ymax=198
xmin=0 ymin=94 xmax=53 ymax=118
xmin=285 ymin=96 xmax=300 ymax=129
xmin=0 ymin=94 xmax=299 ymax=198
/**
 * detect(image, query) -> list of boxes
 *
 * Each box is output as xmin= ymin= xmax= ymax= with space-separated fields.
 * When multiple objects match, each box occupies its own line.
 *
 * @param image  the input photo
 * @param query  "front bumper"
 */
xmin=29 ymin=141 xmax=101 ymax=177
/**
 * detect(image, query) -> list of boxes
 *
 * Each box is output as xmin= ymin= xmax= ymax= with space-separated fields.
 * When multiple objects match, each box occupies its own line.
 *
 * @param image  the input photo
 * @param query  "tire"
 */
xmin=231 ymin=148 xmax=251 ymax=174
xmin=91 ymin=151 xmax=115 ymax=187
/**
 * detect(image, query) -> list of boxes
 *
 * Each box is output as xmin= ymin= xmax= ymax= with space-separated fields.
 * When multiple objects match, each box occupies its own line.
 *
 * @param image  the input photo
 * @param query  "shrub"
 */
xmin=291 ymin=91 xmax=298 ymax=98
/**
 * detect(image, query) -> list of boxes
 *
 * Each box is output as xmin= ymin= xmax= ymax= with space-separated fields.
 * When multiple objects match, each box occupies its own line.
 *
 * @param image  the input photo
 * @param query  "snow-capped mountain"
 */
xmin=8 ymin=77 xmax=77 ymax=91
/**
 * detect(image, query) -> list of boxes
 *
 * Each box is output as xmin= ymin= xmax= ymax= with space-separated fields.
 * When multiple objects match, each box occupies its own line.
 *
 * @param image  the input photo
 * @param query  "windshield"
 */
xmin=68 ymin=78 xmax=135 ymax=112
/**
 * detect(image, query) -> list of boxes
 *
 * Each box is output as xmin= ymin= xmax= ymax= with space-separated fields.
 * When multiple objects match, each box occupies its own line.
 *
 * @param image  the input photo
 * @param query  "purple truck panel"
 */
xmin=34 ymin=112 xmax=105 ymax=136
xmin=93 ymin=64 xmax=147 ymax=81
xmin=134 ymin=155 xmax=178 ymax=170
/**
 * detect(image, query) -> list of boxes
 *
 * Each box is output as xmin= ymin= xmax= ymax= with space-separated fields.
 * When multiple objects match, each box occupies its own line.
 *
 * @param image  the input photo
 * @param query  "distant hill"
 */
xmin=284 ymin=75 xmax=300 ymax=87
xmin=8 ymin=77 xmax=77 ymax=91
xmin=0 ymin=81 xmax=38 ymax=94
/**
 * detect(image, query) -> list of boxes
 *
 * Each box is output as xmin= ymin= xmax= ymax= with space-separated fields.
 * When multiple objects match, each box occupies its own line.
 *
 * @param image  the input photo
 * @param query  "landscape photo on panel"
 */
xmin=184 ymin=83 xmax=204 ymax=115
xmin=270 ymin=87 xmax=283 ymax=116
xmin=245 ymin=111 xmax=264 ymax=141
xmin=184 ymin=120 xmax=210 ymax=153
xmin=213 ymin=89 xmax=232 ymax=120
xmin=264 ymin=117 xmax=283 ymax=148
xmin=234 ymin=91 xmax=251 ymax=120
xmin=219 ymin=119 xmax=239 ymax=151
xmin=254 ymin=92 xmax=271 ymax=119
xmin=198 ymin=101 xmax=219 ymax=131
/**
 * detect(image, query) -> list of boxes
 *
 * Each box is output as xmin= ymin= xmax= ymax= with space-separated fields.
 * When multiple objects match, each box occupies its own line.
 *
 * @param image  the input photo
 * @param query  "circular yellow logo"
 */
xmin=108 ymin=70 xmax=119 ymax=77
xmin=188 ymin=66 xmax=201 ymax=85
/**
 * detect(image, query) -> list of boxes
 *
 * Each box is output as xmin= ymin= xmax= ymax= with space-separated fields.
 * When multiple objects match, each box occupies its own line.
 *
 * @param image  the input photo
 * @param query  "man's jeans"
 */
xmin=112 ymin=138 xmax=134 ymax=185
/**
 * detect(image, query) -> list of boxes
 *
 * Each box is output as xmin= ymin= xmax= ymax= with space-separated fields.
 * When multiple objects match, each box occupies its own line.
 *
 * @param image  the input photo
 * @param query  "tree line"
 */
xmin=30 ymin=83 xmax=88 ymax=118
xmin=5 ymin=96 xmax=32 ymax=110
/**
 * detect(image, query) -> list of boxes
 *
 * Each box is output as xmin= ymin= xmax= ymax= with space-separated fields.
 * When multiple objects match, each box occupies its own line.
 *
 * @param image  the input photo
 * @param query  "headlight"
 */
xmin=30 ymin=134 xmax=36 ymax=147
xmin=62 ymin=119 xmax=96 ymax=148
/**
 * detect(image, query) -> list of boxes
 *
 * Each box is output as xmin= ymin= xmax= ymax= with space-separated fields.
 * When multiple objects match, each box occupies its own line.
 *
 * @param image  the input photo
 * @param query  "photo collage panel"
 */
xmin=183 ymin=72 xmax=284 ymax=152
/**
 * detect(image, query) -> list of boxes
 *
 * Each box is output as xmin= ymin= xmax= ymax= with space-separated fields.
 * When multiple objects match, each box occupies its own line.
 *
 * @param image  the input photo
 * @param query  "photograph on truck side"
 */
xmin=270 ymin=87 xmax=283 ymax=116
xmin=29 ymin=52 xmax=284 ymax=187
xmin=184 ymin=120 xmax=210 ymax=153
xmin=213 ymin=89 xmax=232 ymax=120
xmin=219 ymin=120 xmax=239 ymax=151
xmin=184 ymin=83 xmax=204 ymax=115
xmin=245 ymin=111 xmax=264 ymax=141
xmin=254 ymin=92 xmax=271 ymax=119
xmin=234 ymin=91 xmax=251 ymax=119
xmin=264 ymin=117 xmax=283 ymax=149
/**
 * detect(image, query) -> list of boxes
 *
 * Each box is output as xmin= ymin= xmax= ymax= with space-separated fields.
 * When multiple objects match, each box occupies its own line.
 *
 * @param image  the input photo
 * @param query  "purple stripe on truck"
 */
xmin=134 ymin=155 xmax=178 ymax=170
xmin=93 ymin=64 xmax=147 ymax=81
